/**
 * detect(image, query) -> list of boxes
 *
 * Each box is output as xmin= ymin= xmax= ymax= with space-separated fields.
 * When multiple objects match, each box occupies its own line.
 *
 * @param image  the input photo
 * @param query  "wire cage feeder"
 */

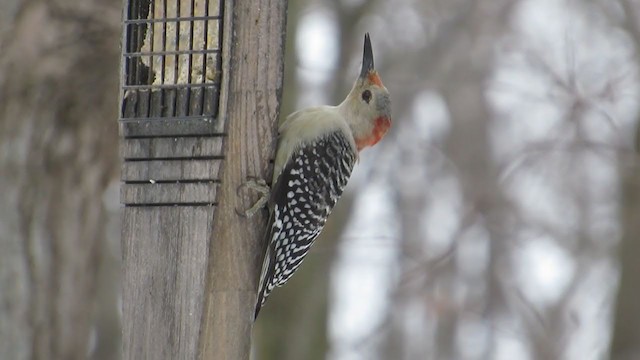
xmin=119 ymin=0 xmax=224 ymax=206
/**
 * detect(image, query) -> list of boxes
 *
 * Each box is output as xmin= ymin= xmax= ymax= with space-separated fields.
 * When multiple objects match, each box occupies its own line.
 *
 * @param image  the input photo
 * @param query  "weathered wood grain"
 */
xmin=121 ymin=116 xmax=220 ymax=138
xmin=121 ymin=0 xmax=227 ymax=357
xmin=121 ymin=182 xmax=218 ymax=204
xmin=122 ymin=206 xmax=214 ymax=359
xmin=121 ymin=137 xmax=224 ymax=159
xmin=198 ymin=0 xmax=287 ymax=359
xmin=121 ymin=0 xmax=286 ymax=358
xmin=122 ymin=159 xmax=222 ymax=181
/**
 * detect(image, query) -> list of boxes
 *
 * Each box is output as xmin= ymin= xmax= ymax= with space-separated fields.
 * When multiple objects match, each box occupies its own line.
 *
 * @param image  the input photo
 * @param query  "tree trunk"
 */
xmin=0 ymin=0 xmax=121 ymax=359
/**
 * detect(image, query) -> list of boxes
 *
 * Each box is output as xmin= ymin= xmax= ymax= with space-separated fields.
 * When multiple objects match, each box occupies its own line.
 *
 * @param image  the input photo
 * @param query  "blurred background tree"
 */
xmin=255 ymin=0 xmax=640 ymax=359
xmin=1 ymin=0 xmax=639 ymax=359
xmin=0 ymin=0 xmax=121 ymax=359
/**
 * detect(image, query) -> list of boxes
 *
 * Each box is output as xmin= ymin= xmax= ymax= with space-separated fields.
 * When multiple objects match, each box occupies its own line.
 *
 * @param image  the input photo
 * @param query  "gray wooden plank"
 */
xmin=137 ymin=89 xmax=150 ymax=117
xmin=163 ymin=89 xmax=177 ymax=117
xmin=121 ymin=116 xmax=220 ymax=138
xmin=121 ymin=183 xmax=218 ymax=204
xmin=122 ymin=206 xmax=214 ymax=360
xmin=122 ymin=159 xmax=222 ymax=181
xmin=122 ymin=90 xmax=138 ymax=118
xmin=176 ymin=88 xmax=190 ymax=117
xmin=189 ymin=88 xmax=204 ymax=116
xmin=121 ymin=1 xmax=226 ymax=360
xmin=121 ymin=137 xmax=224 ymax=159
xmin=149 ymin=90 xmax=164 ymax=117
xmin=202 ymin=86 xmax=219 ymax=117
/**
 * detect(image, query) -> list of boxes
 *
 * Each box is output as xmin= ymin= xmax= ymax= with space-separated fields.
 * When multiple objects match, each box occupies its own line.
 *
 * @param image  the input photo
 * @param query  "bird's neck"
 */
xmin=354 ymin=116 xmax=391 ymax=151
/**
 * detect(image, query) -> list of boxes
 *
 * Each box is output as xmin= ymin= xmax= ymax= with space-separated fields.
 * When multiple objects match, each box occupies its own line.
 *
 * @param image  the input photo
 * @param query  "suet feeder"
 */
xmin=120 ymin=0 xmax=224 ymax=206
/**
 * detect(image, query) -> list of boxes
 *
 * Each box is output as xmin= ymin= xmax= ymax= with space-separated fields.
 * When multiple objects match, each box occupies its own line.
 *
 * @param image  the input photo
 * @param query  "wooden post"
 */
xmin=199 ymin=0 xmax=288 ymax=358
xmin=119 ymin=0 xmax=287 ymax=358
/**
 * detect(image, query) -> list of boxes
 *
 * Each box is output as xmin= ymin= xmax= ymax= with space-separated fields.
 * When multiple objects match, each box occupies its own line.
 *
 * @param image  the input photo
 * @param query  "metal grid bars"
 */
xmin=119 ymin=0 xmax=224 ymax=206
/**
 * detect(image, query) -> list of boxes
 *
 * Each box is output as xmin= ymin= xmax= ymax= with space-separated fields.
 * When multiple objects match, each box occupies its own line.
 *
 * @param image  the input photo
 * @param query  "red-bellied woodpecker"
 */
xmin=252 ymin=33 xmax=391 ymax=319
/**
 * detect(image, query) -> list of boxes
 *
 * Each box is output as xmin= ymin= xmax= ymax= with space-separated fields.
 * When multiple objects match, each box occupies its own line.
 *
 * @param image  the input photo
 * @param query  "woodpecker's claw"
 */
xmin=235 ymin=177 xmax=270 ymax=218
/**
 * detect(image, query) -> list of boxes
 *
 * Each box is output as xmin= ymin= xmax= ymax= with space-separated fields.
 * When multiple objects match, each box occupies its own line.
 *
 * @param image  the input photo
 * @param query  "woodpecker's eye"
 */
xmin=361 ymin=90 xmax=372 ymax=104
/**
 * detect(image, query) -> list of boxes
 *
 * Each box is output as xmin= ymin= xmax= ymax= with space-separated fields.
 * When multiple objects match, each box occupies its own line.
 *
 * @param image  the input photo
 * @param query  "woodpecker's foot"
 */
xmin=236 ymin=177 xmax=270 ymax=218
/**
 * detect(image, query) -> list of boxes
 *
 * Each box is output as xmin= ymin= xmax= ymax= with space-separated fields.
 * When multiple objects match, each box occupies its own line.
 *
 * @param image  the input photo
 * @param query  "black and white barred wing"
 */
xmin=255 ymin=130 xmax=357 ymax=318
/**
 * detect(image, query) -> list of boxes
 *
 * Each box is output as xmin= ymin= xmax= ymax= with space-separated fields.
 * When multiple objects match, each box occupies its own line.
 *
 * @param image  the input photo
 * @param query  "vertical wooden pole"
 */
xmin=120 ymin=0 xmax=225 ymax=357
xmin=121 ymin=0 xmax=286 ymax=358
xmin=199 ymin=0 xmax=288 ymax=358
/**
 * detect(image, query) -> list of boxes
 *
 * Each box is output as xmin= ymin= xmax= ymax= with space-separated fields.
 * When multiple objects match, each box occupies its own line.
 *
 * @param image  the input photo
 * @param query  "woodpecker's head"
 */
xmin=340 ymin=33 xmax=392 ymax=152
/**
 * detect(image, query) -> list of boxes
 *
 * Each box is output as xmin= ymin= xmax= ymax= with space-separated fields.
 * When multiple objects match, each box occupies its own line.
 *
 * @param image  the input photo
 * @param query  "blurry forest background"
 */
xmin=1 ymin=0 xmax=639 ymax=359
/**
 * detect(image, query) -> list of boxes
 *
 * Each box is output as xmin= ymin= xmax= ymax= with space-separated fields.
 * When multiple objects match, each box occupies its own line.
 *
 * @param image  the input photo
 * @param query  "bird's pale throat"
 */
xmin=355 ymin=116 xmax=391 ymax=151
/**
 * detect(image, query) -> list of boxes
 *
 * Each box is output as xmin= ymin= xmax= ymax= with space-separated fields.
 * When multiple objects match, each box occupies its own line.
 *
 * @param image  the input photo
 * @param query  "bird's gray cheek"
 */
xmin=376 ymin=94 xmax=391 ymax=116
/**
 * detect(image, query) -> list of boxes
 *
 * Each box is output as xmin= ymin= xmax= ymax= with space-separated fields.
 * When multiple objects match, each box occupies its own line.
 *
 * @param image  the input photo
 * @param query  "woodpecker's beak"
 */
xmin=360 ymin=33 xmax=374 ymax=78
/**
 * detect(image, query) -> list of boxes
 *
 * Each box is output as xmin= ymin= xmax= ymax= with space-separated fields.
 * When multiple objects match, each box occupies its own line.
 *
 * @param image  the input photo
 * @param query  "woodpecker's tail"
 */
xmin=254 ymin=211 xmax=277 ymax=320
xmin=254 ymin=250 xmax=271 ymax=319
